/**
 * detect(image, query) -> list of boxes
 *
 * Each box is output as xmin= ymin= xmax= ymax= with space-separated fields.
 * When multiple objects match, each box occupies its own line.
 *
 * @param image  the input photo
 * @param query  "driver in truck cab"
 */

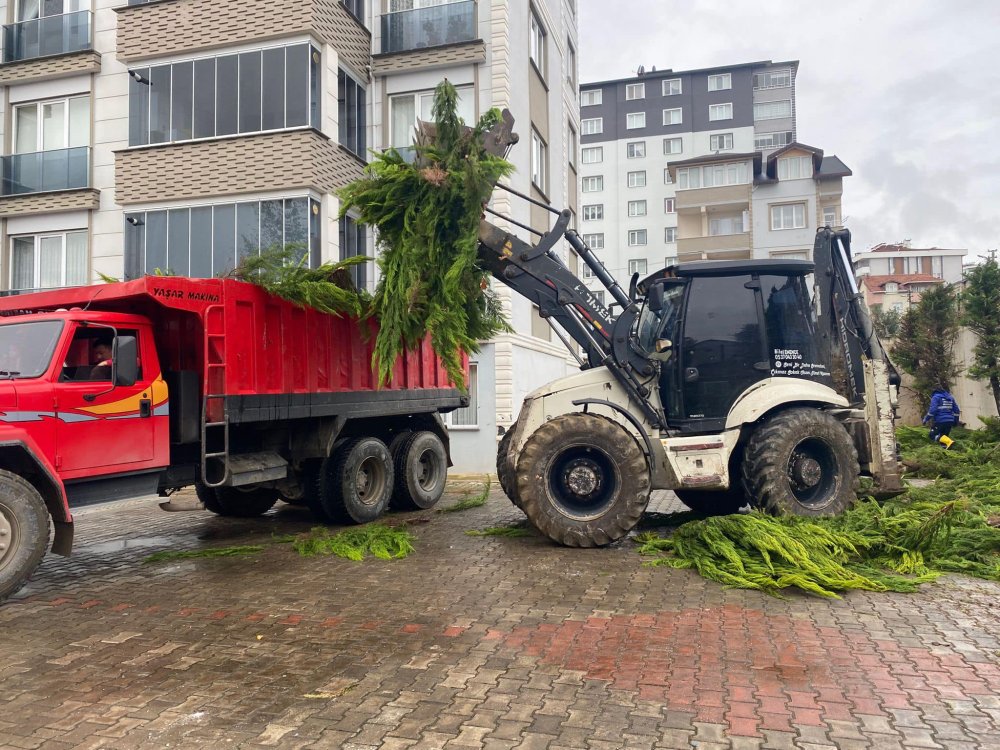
xmin=90 ymin=337 xmax=114 ymax=379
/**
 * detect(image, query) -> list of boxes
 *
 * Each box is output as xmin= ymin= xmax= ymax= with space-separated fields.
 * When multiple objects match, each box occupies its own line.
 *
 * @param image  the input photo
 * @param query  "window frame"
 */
xmin=581 ymin=145 xmax=603 ymax=163
xmin=777 ymin=155 xmax=813 ymax=180
xmin=770 ymin=202 xmax=807 ymax=231
xmin=753 ymin=68 xmax=792 ymax=90
xmin=446 ymin=362 xmax=479 ymax=429
xmin=708 ymin=102 xmax=733 ymax=121
xmin=581 ymin=117 xmax=603 ymax=135
xmin=529 ymin=7 xmax=547 ymax=78
xmin=628 ymin=258 xmax=648 ymax=276
xmin=626 ymin=112 xmax=646 ymax=130
xmin=625 ymin=82 xmax=645 ymax=100
xmin=626 ymin=141 xmax=646 ymax=159
xmin=582 ymin=175 xmax=604 ymax=192
xmin=664 ymin=198 xmax=675 ymax=213
xmin=530 ymin=127 xmax=548 ymax=194
xmin=663 ymin=137 xmax=682 ymax=155
xmin=9 ymin=230 xmax=88 ymax=292
xmin=662 ymin=78 xmax=681 ymax=96
xmin=581 ymin=89 xmax=602 ymax=106
xmin=581 ymin=232 xmax=604 ymax=250
xmin=626 ymin=170 xmax=646 ymax=188
xmin=13 ymin=95 xmax=90 ymax=154
xmin=710 ymin=132 xmax=734 ymax=151
xmin=664 ymin=227 xmax=677 ymax=243
xmin=582 ymin=204 xmax=603 ymax=221
xmin=627 ymin=229 xmax=647 ymax=247
xmin=754 ymin=99 xmax=793 ymax=121
xmin=627 ymin=200 xmax=647 ymax=217
xmin=388 ymin=84 xmax=474 ymax=149
xmin=707 ymin=73 xmax=731 ymax=91
xmin=662 ymin=107 xmax=682 ymax=126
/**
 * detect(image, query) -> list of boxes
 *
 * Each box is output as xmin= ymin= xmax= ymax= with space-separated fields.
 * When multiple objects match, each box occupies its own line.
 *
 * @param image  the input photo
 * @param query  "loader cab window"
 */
xmin=759 ymin=273 xmax=830 ymax=382
xmin=638 ymin=281 xmax=686 ymax=420
xmin=678 ymin=274 xmax=765 ymax=428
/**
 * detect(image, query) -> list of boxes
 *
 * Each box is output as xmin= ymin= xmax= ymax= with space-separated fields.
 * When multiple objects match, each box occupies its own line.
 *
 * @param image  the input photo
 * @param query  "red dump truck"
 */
xmin=0 ymin=276 xmax=466 ymax=599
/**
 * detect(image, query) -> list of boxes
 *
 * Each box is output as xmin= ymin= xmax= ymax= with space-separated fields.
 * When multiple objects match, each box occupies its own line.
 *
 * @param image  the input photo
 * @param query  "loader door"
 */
xmin=678 ymin=274 xmax=767 ymax=431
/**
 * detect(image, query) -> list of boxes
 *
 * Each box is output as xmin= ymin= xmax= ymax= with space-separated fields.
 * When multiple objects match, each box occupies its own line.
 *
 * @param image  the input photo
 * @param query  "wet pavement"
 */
xmin=1 ymin=484 xmax=998 ymax=749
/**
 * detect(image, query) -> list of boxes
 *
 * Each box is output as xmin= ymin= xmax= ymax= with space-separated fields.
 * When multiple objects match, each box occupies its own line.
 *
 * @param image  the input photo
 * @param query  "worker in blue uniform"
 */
xmin=922 ymin=387 xmax=961 ymax=449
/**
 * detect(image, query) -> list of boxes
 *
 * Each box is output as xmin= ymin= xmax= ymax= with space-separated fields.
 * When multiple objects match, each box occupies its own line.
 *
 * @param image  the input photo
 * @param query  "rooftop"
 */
xmin=861 ymin=274 xmax=944 ymax=292
xmin=581 ymin=59 xmax=798 ymax=90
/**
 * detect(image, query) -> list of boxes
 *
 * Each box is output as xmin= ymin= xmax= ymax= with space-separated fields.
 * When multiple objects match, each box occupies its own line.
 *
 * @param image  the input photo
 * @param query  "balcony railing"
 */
xmin=381 ymin=1 xmax=475 ymax=54
xmin=2 ymin=147 xmax=90 ymax=196
xmin=2 ymin=10 xmax=92 ymax=63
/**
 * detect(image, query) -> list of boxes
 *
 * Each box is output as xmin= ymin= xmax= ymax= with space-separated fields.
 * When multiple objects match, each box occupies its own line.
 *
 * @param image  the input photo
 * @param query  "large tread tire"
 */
xmin=742 ymin=408 xmax=859 ymax=517
xmin=322 ymin=437 xmax=394 ymax=524
xmin=301 ymin=459 xmax=332 ymax=522
xmin=200 ymin=484 xmax=279 ymax=517
xmin=0 ymin=470 xmax=50 ymax=602
xmin=673 ymin=488 xmax=747 ymax=516
xmin=387 ymin=431 xmax=413 ymax=511
xmin=392 ymin=431 xmax=447 ymax=510
xmin=516 ymin=413 xmax=650 ymax=547
xmin=496 ymin=429 xmax=521 ymax=509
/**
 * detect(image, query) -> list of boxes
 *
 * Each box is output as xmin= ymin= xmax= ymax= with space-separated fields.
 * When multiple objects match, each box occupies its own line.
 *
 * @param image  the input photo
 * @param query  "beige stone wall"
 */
xmin=114 ymin=130 xmax=363 ymax=205
xmin=372 ymin=41 xmax=485 ymax=76
xmin=0 ymin=51 xmax=101 ymax=86
xmin=115 ymin=0 xmax=371 ymax=81
xmin=0 ymin=189 xmax=100 ymax=218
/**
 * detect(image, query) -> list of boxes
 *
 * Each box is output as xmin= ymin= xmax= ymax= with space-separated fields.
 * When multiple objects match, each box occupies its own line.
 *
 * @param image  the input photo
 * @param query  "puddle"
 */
xmin=81 ymin=536 xmax=177 ymax=555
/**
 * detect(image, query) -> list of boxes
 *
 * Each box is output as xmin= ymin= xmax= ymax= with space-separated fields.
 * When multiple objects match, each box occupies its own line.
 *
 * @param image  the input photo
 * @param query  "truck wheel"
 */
xmin=392 ymin=431 xmax=447 ymax=510
xmin=742 ymin=408 xmax=859 ymax=517
xmin=496 ymin=429 xmax=521 ymax=509
xmin=323 ymin=438 xmax=394 ymax=524
xmin=199 ymin=484 xmax=279 ymax=517
xmin=673 ymin=489 xmax=747 ymax=516
xmin=516 ymin=413 xmax=650 ymax=547
xmin=0 ymin=470 xmax=50 ymax=602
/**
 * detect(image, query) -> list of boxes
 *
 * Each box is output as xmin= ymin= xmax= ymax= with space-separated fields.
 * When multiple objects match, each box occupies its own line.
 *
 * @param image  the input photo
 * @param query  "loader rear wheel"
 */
xmin=496 ymin=429 xmax=521 ymax=509
xmin=742 ymin=408 xmax=858 ymax=517
xmin=0 ymin=471 xmax=49 ymax=601
xmin=392 ymin=431 xmax=447 ymax=510
xmin=322 ymin=437 xmax=394 ymax=524
xmin=673 ymin=488 xmax=747 ymax=516
xmin=197 ymin=482 xmax=279 ymax=517
xmin=516 ymin=413 xmax=650 ymax=547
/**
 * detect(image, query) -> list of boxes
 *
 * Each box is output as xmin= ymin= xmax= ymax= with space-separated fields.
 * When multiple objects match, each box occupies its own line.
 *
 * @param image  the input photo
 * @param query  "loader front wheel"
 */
xmin=742 ymin=408 xmax=858 ymax=517
xmin=516 ymin=413 xmax=650 ymax=547
xmin=0 ymin=471 xmax=49 ymax=602
xmin=496 ymin=429 xmax=521 ymax=509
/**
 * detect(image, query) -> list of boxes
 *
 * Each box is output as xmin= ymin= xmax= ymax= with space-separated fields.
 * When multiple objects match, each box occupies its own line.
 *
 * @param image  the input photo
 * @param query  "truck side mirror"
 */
xmin=113 ymin=336 xmax=138 ymax=387
xmin=648 ymin=283 xmax=664 ymax=313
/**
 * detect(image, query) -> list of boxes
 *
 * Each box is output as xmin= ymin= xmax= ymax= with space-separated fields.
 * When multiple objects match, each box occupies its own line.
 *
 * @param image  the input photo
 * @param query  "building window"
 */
xmin=627 ymin=170 xmax=646 ymax=188
xmin=626 ymin=112 xmax=646 ymax=129
xmin=753 ymin=69 xmax=792 ymax=89
xmin=676 ymin=161 xmax=749 ymax=189
xmin=777 ymin=155 xmax=812 ymax=180
xmin=628 ymin=258 xmax=647 ymax=275
xmin=664 ymin=227 xmax=677 ymax=243
xmin=566 ymin=38 xmax=576 ymax=87
xmin=663 ymin=168 xmax=672 ymax=184
xmin=9 ymin=95 xmax=90 ymax=195
xmin=664 ymin=198 xmax=675 ymax=213
xmin=709 ymin=215 xmax=744 ymax=236
xmin=628 ymin=230 xmax=647 ymax=246
xmin=885 ymin=282 xmax=899 ymax=294
xmin=389 ymin=84 xmax=473 ymax=149
xmin=581 ymin=117 xmax=603 ymax=135
xmin=582 ymin=233 xmax=604 ymax=250
xmin=822 ymin=206 xmax=838 ymax=226
xmin=128 ymin=43 xmax=321 ymax=147
xmin=665 ymin=255 xmax=677 ymax=266
xmin=341 ymin=0 xmax=365 ymax=26
xmin=628 ymin=200 xmax=647 ymax=217
xmin=754 ymin=131 xmax=793 ymax=150
xmin=529 ymin=8 xmax=546 ymax=76
xmin=625 ymin=82 xmax=645 ymax=100
xmin=338 ymin=68 xmax=367 ymax=157
xmin=663 ymin=137 xmax=682 ymax=155
xmin=582 ymin=176 xmax=603 ymax=192
xmin=582 ymin=204 xmax=603 ymax=221
xmin=593 ymin=289 xmax=605 ymax=305
xmin=567 ymin=123 xmax=577 ymax=169
xmin=582 ymin=264 xmax=594 ymax=278
xmin=9 ymin=231 xmax=87 ymax=291
xmin=531 ymin=305 xmax=551 ymax=341
xmin=770 ymin=203 xmax=807 ymax=230
xmin=581 ymin=146 xmax=603 ymax=163
xmin=709 ymin=103 xmax=733 ymax=121
xmin=663 ymin=108 xmax=682 ymax=126
xmin=710 ymin=133 xmax=733 ymax=151
xmin=448 ymin=362 xmax=478 ymax=427
xmin=662 ymin=78 xmax=681 ymax=96
xmin=581 ymin=89 xmax=602 ymax=106
xmin=708 ymin=73 xmax=731 ymax=91
xmin=531 ymin=128 xmax=548 ymax=193
xmin=892 ymin=302 xmax=904 ymax=313
xmin=754 ymin=100 xmax=792 ymax=121
xmin=388 ymin=88 xmax=468 ymax=139
xmin=124 ymin=197 xmax=321 ymax=280
xmin=626 ymin=141 xmax=646 ymax=159
xmin=339 ymin=213 xmax=369 ymax=289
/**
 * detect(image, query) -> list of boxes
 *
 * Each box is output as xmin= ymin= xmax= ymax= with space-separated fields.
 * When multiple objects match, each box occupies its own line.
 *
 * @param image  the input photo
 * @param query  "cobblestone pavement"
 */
xmin=1 ymin=485 xmax=998 ymax=750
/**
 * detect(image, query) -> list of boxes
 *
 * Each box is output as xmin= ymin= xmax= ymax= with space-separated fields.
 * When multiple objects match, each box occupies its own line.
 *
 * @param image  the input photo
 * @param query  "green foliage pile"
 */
xmin=232 ymin=246 xmax=369 ymax=318
xmin=144 ymin=545 xmax=265 ymax=563
xmin=637 ymin=428 xmax=1000 ymax=598
xmin=465 ymin=521 xmax=531 ymax=537
xmin=292 ymin=524 xmax=414 ymax=561
xmin=339 ymin=81 xmax=515 ymax=388
xmin=438 ymin=478 xmax=491 ymax=513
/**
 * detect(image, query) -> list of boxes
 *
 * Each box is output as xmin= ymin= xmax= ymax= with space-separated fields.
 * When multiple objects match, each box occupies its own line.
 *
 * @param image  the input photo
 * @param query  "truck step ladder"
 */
xmin=201 ymin=304 xmax=230 ymax=487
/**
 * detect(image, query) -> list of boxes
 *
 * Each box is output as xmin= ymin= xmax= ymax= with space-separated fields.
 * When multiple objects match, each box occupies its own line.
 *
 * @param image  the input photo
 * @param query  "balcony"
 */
xmin=2 ymin=11 xmax=92 ymax=63
xmin=675 ymin=183 xmax=750 ymax=212
xmin=381 ymin=1 xmax=475 ymax=54
xmin=2 ymin=147 xmax=90 ymax=196
xmin=677 ymin=233 xmax=751 ymax=260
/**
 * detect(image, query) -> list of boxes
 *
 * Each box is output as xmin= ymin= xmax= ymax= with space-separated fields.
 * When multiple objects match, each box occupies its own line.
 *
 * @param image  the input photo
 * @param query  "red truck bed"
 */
xmin=0 ymin=277 xmax=465 ymax=422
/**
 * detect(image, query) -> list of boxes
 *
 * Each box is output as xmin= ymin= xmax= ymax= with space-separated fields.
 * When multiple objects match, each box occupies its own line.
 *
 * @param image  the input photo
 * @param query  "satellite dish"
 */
xmin=637 ymin=65 xmax=646 ymax=76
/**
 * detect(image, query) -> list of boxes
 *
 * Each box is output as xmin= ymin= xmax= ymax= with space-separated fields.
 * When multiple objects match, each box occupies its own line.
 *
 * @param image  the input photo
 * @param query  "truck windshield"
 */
xmin=0 ymin=320 xmax=64 ymax=379
xmin=636 ymin=282 xmax=686 ymax=356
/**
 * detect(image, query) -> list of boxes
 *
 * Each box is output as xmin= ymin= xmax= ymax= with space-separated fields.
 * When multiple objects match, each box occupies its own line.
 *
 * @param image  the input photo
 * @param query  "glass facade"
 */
xmin=382 ymin=0 xmax=475 ymax=54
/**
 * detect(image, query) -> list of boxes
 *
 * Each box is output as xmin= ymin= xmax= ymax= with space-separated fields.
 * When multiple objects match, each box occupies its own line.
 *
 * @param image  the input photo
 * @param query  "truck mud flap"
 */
xmin=222 ymin=452 xmax=288 ymax=487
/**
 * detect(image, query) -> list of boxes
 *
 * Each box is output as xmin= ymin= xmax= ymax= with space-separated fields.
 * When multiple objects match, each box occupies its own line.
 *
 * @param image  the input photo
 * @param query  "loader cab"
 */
xmin=639 ymin=260 xmax=832 ymax=434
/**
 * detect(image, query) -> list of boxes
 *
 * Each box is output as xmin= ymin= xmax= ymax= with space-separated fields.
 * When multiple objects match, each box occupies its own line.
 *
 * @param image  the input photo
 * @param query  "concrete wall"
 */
xmin=447 ymin=344 xmax=498 ymax=474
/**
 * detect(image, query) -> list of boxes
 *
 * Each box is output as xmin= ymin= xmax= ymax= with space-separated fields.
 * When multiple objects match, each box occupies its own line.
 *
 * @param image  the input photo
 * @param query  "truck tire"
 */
xmin=742 ymin=408 xmax=859 ymax=517
xmin=0 ymin=470 xmax=50 ymax=602
xmin=673 ymin=488 xmax=747 ymax=516
xmin=322 ymin=437 xmax=394 ymax=524
xmin=198 ymin=483 xmax=279 ymax=517
xmin=516 ymin=413 xmax=650 ymax=547
xmin=391 ymin=431 xmax=447 ymax=510
xmin=496 ymin=429 xmax=521 ymax=509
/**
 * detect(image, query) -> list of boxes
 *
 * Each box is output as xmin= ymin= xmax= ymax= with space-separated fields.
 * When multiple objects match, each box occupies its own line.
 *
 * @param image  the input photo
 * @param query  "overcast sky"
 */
xmin=579 ymin=0 xmax=1000 ymax=258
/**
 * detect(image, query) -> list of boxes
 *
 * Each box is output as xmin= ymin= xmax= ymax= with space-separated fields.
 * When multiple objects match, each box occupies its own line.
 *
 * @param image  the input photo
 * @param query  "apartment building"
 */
xmin=853 ymin=242 xmax=967 ymax=285
xmin=0 ymin=0 xmax=578 ymax=473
